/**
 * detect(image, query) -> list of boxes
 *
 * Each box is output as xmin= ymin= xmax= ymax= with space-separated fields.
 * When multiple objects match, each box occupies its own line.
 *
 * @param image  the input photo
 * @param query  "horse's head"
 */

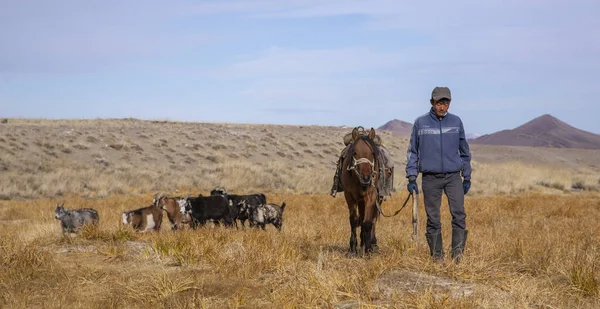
xmin=347 ymin=127 xmax=379 ymax=191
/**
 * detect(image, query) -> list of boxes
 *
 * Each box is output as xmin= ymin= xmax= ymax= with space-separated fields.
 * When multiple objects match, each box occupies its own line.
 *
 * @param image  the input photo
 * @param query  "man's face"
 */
xmin=432 ymin=99 xmax=450 ymax=117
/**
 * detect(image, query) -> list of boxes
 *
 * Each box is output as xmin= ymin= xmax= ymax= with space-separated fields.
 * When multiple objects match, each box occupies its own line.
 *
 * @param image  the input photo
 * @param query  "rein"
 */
xmin=374 ymin=187 xmax=419 ymax=242
xmin=375 ymin=190 xmax=411 ymax=217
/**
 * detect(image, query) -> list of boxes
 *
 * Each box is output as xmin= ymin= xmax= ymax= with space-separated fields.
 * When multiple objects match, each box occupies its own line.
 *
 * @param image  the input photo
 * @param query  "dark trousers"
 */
xmin=422 ymin=172 xmax=466 ymax=235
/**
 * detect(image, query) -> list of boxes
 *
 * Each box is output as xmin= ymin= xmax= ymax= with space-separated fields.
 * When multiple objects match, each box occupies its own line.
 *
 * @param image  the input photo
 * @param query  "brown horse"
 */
xmin=341 ymin=127 xmax=381 ymax=257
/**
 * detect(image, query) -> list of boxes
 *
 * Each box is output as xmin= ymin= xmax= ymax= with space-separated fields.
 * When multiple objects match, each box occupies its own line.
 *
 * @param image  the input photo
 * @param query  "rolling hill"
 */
xmin=1 ymin=118 xmax=600 ymax=200
xmin=377 ymin=119 xmax=413 ymax=137
xmin=471 ymin=114 xmax=600 ymax=149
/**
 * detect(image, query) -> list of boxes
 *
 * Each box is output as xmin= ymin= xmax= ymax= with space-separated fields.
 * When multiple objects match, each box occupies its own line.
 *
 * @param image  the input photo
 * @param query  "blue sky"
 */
xmin=0 ymin=0 xmax=598 ymax=135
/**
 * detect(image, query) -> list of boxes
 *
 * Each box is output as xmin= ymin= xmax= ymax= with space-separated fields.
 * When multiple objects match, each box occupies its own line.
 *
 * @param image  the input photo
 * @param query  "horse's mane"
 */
xmin=347 ymin=134 xmax=380 ymax=164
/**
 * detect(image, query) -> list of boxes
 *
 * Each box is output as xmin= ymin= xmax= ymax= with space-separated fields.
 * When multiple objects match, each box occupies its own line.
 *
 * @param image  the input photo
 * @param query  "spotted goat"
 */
xmin=248 ymin=202 xmax=287 ymax=231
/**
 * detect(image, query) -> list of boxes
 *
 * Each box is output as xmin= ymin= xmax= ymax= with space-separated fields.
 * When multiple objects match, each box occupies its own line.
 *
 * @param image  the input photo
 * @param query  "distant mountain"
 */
xmin=378 ymin=119 xmax=413 ymax=137
xmin=471 ymin=114 xmax=600 ymax=149
xmin=466 ymin=133 xmax=481 ymax=140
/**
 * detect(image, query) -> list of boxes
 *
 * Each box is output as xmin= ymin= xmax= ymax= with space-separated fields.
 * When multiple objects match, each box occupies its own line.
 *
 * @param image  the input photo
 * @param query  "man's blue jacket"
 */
xmin=405 ymin=108 xmax=472 ymax=181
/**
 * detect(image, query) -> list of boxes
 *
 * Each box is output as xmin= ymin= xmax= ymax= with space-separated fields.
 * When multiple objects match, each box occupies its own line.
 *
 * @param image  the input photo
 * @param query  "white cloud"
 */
xmin=241 ymin=76 xmax=414 ymax=107
xmin=187 ymin=0 xmax=600 ymax=70
xmin=218 ymin=47 xmax=408 ymax=78
xmin=0 ymin=1 xmax=210 ymax=73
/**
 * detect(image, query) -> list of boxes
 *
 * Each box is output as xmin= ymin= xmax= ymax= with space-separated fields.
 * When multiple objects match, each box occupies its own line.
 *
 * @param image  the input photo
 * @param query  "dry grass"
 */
xmin=1 ymin=118 xmax=600 ymax=200
xmin=1 ymin=192 xmax=600 ymax=308
xmin=469 ymin=161 xmax=600 ymax=195
xmin=1 ymin=118 xmax=600 ymax=307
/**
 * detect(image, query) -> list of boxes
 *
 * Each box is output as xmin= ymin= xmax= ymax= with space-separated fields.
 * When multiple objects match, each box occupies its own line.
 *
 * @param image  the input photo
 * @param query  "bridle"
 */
xmin=347 ymin=139 xmax=377 ymax=188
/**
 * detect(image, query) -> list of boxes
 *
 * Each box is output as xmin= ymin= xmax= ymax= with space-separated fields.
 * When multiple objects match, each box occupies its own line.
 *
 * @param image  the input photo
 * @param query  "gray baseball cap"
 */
xmin=431 ymin=87 xmax=451 ymax=101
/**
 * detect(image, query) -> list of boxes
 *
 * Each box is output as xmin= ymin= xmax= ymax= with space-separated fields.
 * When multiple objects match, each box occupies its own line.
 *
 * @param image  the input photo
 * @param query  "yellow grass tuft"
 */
xmin=568 ymin=242 xmax=599 ymax=297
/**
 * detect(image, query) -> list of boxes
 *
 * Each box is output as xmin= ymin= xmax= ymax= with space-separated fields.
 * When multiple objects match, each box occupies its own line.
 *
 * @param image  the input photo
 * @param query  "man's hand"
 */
xmin=407 ymin=176 xmax=419 ymax=194
xmin=463 ymin=179 xmax=471 ymax=195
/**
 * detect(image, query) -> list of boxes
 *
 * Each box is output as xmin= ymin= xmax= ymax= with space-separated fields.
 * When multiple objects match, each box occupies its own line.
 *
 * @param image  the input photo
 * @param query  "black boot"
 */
xmin=377 ymin=166 xmax=388 ymax=201
xmin=380 ymin=167 xmax=394 ymax=201
xmin=425 ymin=232 xmax=444 ymax=262
xmin=330 ymin=162 xmax=343 ymax=197
xmin=451 ymin=229 xmax=468 ymax=263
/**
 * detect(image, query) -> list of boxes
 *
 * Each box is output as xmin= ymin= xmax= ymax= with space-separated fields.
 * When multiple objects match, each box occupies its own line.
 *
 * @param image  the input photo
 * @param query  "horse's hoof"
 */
xmin=363 ymin=249 xmax=377 ymax=258
xmin=370 ymin=245 xmax=380 ymax=254
xmin=345 ymin=251 xmax=359 ymax=258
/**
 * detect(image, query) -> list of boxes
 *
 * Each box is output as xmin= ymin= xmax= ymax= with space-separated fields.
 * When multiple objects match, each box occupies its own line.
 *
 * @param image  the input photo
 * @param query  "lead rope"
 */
xmin=374 ymin=185 xmax=419 ymax=248
xmin=410 ymin=190 xmax=419 ymax=246
xmin=374 ymin=187 xmax=411 ymax=218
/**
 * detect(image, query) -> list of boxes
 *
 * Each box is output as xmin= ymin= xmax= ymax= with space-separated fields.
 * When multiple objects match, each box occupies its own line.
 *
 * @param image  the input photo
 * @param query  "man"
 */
xmin=405 ymin=86 xmax=472 ymax=263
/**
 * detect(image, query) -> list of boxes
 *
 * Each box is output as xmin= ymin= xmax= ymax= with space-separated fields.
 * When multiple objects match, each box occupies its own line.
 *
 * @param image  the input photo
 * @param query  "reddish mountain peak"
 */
xmin=379 ymin=119 xmax=412 ymax=129
xmin=378 ymin=119 xmax=413 ymax=137
xmin=514 ymin=114 xmax=572 ymax=133
xmin=472 ymin=114 xmax=600 ymax=149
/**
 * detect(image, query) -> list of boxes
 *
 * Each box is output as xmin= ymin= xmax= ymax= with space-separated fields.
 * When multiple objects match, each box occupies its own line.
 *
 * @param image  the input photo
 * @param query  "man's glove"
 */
xmin=463 ymin=179 xmax=471 ymax=195
xmin=407 ymin=175 xmax=418 ymax=194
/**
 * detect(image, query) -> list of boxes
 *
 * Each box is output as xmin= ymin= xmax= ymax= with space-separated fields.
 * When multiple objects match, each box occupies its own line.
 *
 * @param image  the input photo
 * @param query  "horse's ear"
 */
xmin=352 ymin=127 xmax=359 ymax=141
xmin=368 ymin=128 xmax=376 ymax=140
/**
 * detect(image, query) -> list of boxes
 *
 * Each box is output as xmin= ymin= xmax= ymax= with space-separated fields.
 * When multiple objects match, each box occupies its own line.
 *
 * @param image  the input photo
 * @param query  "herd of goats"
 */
xmin=54 ymin=187 xmax=287 ymax=236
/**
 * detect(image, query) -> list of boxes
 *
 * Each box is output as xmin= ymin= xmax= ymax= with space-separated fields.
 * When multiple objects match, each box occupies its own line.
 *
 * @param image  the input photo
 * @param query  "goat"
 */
xmin=153 ymin=192 xmax=191 ymax=230
xmin=249 ymin=202 xmax=287 ymax=231
xmin=122 ymin=204 xmax=163 ymax=233
xmin=54 ymin=203 xmax=99 ymax=236
xmin=210 ymin=187 xmax=266 ymax=228
xmin=182 ymin=194 xmax=235 ymax=229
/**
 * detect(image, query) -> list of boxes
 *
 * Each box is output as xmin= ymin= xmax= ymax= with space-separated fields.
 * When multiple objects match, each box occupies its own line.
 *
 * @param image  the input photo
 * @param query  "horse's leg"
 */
xmin=345 ymin=193 xmax=359 ymax=257
xmin=357 ymin=199 xmax=366 ymax=250
xmin=362 ymin=195 xmax=377 ymax=255
xmin=371 ymin=199 xmax=380 ymax=254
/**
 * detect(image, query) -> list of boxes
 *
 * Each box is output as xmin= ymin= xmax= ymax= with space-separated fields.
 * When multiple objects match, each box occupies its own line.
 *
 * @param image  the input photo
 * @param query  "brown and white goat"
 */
xmin=122 ymin=204 xmax=163 ymax=232
xmin=153 ymin=192 xmax=191 ymax=230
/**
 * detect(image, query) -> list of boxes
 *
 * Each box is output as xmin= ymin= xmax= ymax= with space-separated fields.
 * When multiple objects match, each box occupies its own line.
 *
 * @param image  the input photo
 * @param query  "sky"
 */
xmin=0 ymin=0 xmax=598 ymax=135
